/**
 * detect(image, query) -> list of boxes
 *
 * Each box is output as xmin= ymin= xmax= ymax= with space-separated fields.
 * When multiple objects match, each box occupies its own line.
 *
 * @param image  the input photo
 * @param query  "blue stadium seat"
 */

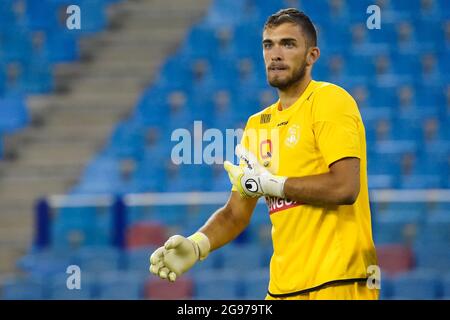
xmin=0 ymin=63 xmax=6 ymax=96
xmin=320 ymin=22 xmax=352 ymax=53
xmin=367 ymin=152 xmax=401 ymax=178
xmin=17 ymin=248 xmax=75 ymax=278
xmin=193 ymin=269 xmax=242 ymax=299
xmin=0 ymin=96 xmax=29 ymax=133
xmin=442 ymin=274 xmax=450 ymax=298
xmin=400 ymin=174 xmax=443 ymax=189
xmin=2 ymin=28 xmax=33 ymax=63
xmin=72 ymin=246 xmax=123 ymax=273
xmin=368 ymin=175 xmax=396 ymax=189
xmin=369 ymin=84 xmax=397 ymax=107
xmin=107 ymin=120 xmax=146 ymax=160
xmin=148 ymin=205 xmax=186 ymax=226
xmin=345 ymin=53 xmax=376 ymax=78
xmin=48 ymin=272 xmax=96 ymax=299
xmin=76 ymin=0 xmax=109 ymax=34
xmin=242 ymin=268 xmax=270 ymax=300
xmin=23 ymin=0 xmax=60 ymax=31
xmin=418 ymin=211 xmax=450 ymax=244
xmin=97 ymin=271 xmax=145 ymax=299
xmin=188 ymin=248 xmax=224 ymax=273
xmin=124 ymin=247 xmax=156 ymax=273
xmin=391 ymin=270 xmax=440 ymax=300
xmin=391 ymin=53 xmax=421 ymax=76
xmin=0 ymin=277 xmax=47 ymax=300
xmin=42 ymin=31 xmax=80 ymax=63
xmin=379 ymin=275 xmax=393 ymax=300
xmin=180 ymin=24 xmax=219 ymax=61
xmin=0 ymin=0 xmax=17 ymax=30
xmin=203 ymin=0 xmax=247 ymax=28
xmin=389 ymin=0 xmax=420 ymax=12
xmin=368 ymin=22 xmax=397 ymax=45
xmin=414 ymin=243 xmax=450 ymax=272
xmin=373 ymin=209 xmax=423 ymax=244
xmin=52 ymin=219 xmax=111 ymax=249
xmin=19 ymin=59 xmax=53 ymax=93
xmin=221 ymin=244 xmax=267 ymax=272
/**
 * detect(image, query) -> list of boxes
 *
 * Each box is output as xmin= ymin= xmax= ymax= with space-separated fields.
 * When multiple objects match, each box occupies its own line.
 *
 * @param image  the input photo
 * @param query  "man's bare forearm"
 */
xmin=197 ymin=192 xmax=258 ymax=251
xmin=283 ymin=158 xmax=360 ymax=205
xmin=198 ymin=206 xmax=248 ymax=251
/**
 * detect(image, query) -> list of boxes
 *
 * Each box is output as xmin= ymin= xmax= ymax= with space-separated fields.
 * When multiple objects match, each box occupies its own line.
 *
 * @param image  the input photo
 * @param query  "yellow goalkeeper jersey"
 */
xmin=239 ymin=80 xmax=377 ymax=297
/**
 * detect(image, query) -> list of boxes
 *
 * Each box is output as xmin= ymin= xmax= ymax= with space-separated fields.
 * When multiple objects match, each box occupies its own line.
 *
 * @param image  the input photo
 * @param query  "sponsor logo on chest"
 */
xmin=265 ymin=196 xmax=302 ymax=214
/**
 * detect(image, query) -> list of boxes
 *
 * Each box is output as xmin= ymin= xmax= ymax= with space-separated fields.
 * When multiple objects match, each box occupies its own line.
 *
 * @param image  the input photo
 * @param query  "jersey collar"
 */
xmin=275 ymin=79 xmax=318 ymax=117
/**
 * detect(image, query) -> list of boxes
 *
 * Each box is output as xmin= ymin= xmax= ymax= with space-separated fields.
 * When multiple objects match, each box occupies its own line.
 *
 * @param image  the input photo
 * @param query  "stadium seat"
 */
xmin=221 ymin=244 xmax=267 ymax=272
xmin=97 ymin=271 xmax=145 ymax=300
xmin=376 ymin=244 xmax=414 ymax=276
xmin=390 ymin=270 xmax=440 ymax=300
xmin=193 ymin=269 xmax=242 ymax=299
xmin=47 ymin=272 xmax=96 ymax=299
xmin=0 ymin=276 xmax=47 ymax=300
xmin=0 ymin=96 xmax=30 ymax=133
xmin=373 ymin=209 xmax=423 ymax=245
xmin=400 ymin=174 xmax=443 ymax=189
xmin=442 ymin=274 xmax=450 ymax=298
xmin=379 ymin=275 xmax=393 ymax=300
xmin=145 ymin=276 xmax=194 ymax=300
xmin=125 ymin=222 xmax=167 ymax=249
xmin=16 ymin=248 xmax=75 ymax=278
xmin=41 ymin=31 xmax=80 ymax=63
xmin=242 ymin=268 xmax=270 ymax=300
xmin=418 ymin=211 xmax=450 ymax=244
xmin=124 ymin=246 xmax=156 ymax=273
xmin=414 ymin=243 xmax=450 ymax=272
xmin=72 ymin=246 xmax=123 ymax=273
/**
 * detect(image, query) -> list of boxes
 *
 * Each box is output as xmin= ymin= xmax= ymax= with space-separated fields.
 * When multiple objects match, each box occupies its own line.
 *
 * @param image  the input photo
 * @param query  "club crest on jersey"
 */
xmin=265 ymin=196 xmax=301 ymax=214
xmin=285 ymin=124 xmax=300 ymax=148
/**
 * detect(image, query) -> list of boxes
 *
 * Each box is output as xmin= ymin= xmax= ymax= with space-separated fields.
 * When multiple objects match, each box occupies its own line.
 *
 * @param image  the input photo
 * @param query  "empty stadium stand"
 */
xmin=0 ymin=0 xmax=449 ymax=300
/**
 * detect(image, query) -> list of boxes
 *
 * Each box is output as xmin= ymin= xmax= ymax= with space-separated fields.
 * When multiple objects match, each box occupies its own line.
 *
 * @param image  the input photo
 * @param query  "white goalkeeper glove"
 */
xmin=149 ymin=232 xmax=210 ymax=282
xmin=224 ymin=144 xmax=287 ymax=199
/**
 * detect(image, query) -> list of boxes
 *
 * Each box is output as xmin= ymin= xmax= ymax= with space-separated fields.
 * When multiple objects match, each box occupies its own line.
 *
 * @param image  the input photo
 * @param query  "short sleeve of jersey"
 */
xmin=312 ymin=85 xmax=362 ymax=167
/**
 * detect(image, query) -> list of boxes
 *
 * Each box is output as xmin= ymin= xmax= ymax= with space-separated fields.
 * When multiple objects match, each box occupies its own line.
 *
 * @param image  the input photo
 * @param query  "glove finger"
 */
xmin=149 ymin=246 xmax=165 ymax=265
xmin=224 ymin=161 xmax=241 ymax=177
xmin=168 ymin=271 xmax=177 ymax=282
xmin=235 ymin=144 xmax=262 ymax=172
xmin=164 ymin=235 xmax=184 ymax=250
xmin=159 ymin=266 xmax=171 ymax=279
xmin=149 ymin=260 xmax=165 ymax=275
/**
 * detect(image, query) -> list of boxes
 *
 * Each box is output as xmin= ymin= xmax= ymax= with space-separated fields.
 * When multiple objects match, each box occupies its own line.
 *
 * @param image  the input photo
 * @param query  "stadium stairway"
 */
xmin=0 ymin=0 xmax=211 ymax=276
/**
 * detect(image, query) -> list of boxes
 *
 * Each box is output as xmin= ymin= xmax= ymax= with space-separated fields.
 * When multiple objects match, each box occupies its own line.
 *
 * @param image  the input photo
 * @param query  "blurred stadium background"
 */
xmin=0 ymin=0 xmax=449 ymax=300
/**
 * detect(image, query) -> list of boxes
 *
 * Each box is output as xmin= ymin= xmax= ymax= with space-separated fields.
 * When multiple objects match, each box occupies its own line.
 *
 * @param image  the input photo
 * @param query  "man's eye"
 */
xmin=263 ymin=43 xmax=272 ymax=49
xmin=284 ymin=42 xmax=294 ymax=48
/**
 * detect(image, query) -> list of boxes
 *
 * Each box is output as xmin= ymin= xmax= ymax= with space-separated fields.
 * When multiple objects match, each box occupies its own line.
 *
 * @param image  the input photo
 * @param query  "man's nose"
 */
xmin=270 ymin=46 xmax=283 ymax=61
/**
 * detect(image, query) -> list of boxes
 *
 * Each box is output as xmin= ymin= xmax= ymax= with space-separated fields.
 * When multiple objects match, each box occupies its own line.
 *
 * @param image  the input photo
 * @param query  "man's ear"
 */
xmin=307 ymin=47 xmax=320 ymax=65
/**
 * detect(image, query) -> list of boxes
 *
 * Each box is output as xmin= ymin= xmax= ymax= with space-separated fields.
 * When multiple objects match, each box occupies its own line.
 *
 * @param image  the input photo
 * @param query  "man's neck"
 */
xmin=277 ymin=75 xmax=312 ymax=111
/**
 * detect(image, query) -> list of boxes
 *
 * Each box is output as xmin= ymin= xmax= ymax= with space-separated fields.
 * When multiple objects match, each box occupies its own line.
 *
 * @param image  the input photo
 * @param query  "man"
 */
xmin=150 ymin=8 xmax=379 ymax=300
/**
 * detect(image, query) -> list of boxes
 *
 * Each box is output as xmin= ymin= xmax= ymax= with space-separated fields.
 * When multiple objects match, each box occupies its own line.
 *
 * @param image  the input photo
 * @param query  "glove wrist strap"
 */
xmin=261 ymin=175 xmax=287 ymax=198
xmin=188 ymin=232 xmax=211 ymax=261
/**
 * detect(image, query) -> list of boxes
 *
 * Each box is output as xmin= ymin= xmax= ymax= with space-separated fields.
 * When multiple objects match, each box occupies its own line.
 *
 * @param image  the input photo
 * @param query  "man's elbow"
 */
xmin=337 ymin=185 xmax=360 ymax=205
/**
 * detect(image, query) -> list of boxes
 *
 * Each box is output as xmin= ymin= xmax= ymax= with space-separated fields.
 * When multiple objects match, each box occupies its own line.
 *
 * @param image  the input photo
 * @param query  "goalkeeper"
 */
xmin=150 ymin=8 xmax=378 ymax=300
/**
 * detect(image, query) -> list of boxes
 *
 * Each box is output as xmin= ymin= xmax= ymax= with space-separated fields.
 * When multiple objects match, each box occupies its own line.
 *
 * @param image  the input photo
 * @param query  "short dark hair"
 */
xmin=264 ymin=8 xmax=317 ymax=47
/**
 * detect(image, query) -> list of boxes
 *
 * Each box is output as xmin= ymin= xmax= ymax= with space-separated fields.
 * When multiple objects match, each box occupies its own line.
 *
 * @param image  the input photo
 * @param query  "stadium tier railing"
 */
xmin=33 ymin=190 xmax=450 ymax=250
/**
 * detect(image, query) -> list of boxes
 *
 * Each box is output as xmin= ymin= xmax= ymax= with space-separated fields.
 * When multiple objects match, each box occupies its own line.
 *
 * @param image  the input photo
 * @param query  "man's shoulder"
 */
xmin=312 ymin=81 xmax=355 ymax=102
xmin=311 ymin=80 xmax=361 ymax=119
